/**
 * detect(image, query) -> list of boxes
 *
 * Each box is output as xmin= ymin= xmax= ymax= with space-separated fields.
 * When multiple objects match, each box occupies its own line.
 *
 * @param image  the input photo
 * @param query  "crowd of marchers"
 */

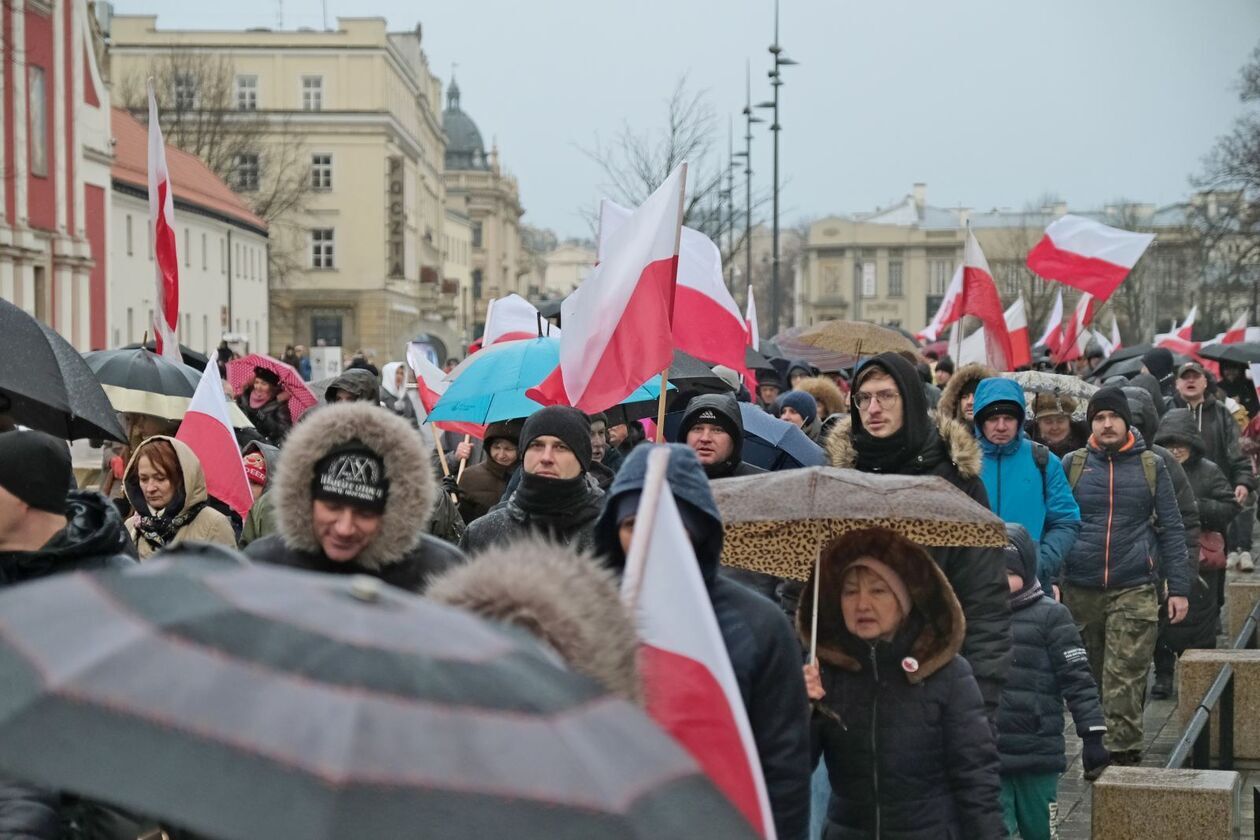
xmin=0 ymin=340 xmax=1257 ymax=840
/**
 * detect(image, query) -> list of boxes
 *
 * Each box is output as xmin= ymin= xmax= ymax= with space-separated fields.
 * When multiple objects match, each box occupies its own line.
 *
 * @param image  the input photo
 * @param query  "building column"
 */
xmin=11 ymin=0 xmax=28 ymax=226
xmin=0 ymin=257 xmax=13 ymax=303
xmin=73 ymin=265 xmax=90 ymax=349
xmin=52 ymin=0 xmax=67 ymax=233
xmin=54 ymin=261 xmax=73 ymax=340
xmin=15 ymin=261 xmax=34 ymax=314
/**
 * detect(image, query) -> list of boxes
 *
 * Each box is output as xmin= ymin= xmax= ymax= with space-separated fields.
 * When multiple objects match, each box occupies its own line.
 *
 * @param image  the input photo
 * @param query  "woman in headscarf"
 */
xmin=456 ymin=420 xmax=521 ymax=523
xmin=236 ymin=365 xmax=291 ymax=445
xmin=380 ymin=361 xmax=419 ymax=428
xmin=123 ymin=436 xmax=236 ymax=559
xmin=801 ymin=527 xmax=1004 ymax=839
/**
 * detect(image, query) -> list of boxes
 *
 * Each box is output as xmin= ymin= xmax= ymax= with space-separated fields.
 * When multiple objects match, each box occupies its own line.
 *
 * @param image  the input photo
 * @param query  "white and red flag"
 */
xmin=1026 ymin=215 xmax=1155 ymax=302
xmin=407 ymin=343 xmax=485 ymax=440
xmin=146 ymin=82 xmax=181 ymax=364
xmin=1004 ymin=296 xmax=1032 ymax=369
xmin=1174 ymin=305 xmax=1197 ymax=341
xmin=745 ymin=284 xmax=760 ymax=352
xmin=176 ymin=362 xmax=252 ymax=517
xmin=529 ymin=165 xmax=685 ymax=412
xmin=1057 ymin=293 xmax=1097 ymax=363
xmin=1035 ymin=288 xmax=1064 ymax=353
xmin=1110 ymin=317 xmax=1123 ymax=353
xmin=1211 ymin=314 xmax=1260 ymax=345
xmin=599 ymin=199 xmax=747 ymax=374
xmin=916 ymin=265 xmax=964 ymax=343
xmin=621 ymin=447 xmax=775 ymax=838
xmin=961 ymin=230 xmax=1015 ymax=370
xmin=482 ymin=294 xmax=558 ymax=346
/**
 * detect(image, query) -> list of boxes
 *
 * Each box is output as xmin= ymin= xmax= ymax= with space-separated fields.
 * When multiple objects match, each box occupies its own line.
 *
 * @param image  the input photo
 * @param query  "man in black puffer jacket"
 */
xmin=998 ymin=524 xmax=1109 ymax=840
xmin=593 ymin=444 xmax=811 ymax=840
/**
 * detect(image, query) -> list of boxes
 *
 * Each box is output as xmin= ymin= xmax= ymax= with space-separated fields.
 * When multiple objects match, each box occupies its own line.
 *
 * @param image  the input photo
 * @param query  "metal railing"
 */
xmin=1165 ymin=598 xmax=1260 ymax=770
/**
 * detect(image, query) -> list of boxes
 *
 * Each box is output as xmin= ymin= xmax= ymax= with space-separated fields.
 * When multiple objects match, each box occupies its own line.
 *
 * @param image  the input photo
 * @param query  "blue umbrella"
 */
xmin=427 ymin=337 xmax=671 ymax=426
xmin=661 ymin=401 xmax=826 ymax=471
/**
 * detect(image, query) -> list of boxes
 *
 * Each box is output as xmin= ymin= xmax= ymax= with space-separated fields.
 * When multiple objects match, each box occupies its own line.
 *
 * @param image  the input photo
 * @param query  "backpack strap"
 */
xmin=1139 ymin=450 xmax=1159 ymax=497
xmin=1066 ymin=449 xmax=1087 ymax=489
xmin=1030 ymin=441 xmax=1049 ymax=477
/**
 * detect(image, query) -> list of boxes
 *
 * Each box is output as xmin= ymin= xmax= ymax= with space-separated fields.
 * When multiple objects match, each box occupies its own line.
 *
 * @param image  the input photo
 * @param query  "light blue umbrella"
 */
xmin=426 ymin=337 xmax=672 ymax=425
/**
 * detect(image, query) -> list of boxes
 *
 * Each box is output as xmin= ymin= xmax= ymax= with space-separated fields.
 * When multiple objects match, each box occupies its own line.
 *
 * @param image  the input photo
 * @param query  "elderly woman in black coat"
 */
xmin=801 ymin=527 xmax=1004 ymax=839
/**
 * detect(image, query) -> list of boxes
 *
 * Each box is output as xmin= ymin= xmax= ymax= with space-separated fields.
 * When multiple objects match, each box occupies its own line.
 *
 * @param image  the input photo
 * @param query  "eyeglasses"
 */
xmin=855 ymin=389 xmax=900 ymax=410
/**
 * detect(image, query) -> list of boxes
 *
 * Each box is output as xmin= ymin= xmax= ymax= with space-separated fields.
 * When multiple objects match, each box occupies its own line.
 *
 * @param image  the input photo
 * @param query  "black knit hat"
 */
xmin=1141 ymin=347 xmax=1175 ymax=381
xmin=253 ymin=366 xmax=282 ymax=388
xmin=1086 ymin=386 xmax=1133 ymax=429
xmin=311 ymin=440 xmax=389 ymax=513
xmin=0 ymin=430 xmax=72 ymax=514
xmin=520 ymin=406 xmax=593 ymax=472
xmin=974 ymin=400 xmax=1022 ymax=429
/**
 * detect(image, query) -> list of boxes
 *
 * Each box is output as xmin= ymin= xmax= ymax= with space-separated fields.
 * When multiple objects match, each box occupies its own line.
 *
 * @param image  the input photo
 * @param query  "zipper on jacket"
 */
xmin=1104 ymin=457 xmax=1114 ymax=588
xmin=995 ymin=452 xmax=1002 ymax=517
xmin=869 ymin=645 xmax=881 ymax=839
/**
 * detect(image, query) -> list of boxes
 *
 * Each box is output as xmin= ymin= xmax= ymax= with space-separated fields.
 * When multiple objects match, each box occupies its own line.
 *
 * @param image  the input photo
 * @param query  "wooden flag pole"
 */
xmin=809 ymin=550 xmax=822 ymax=666
xmin=432 ymin=433 xmax=458 ymax=504
xmin=654 ymin=369 xmax=669 ymax=443
xmin=455 ymin=434 xmax=472 ymax=481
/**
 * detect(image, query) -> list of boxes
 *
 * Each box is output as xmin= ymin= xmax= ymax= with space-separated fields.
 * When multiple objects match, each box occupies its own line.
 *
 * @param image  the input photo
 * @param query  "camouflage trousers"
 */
xmin=1063 ymin=584 xmax=1159 ymax=752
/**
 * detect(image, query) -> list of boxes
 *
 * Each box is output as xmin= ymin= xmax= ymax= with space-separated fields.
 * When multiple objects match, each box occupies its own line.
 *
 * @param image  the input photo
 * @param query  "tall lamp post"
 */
xmin=735 ymin=60 xmax=763 ymax=310
xmin=757 ymin=0 xmax=796 ymax=336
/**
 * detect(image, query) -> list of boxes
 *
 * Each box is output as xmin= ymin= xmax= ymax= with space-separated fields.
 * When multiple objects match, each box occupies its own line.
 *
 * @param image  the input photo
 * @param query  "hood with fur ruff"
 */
xmin=273 ymin=403 xmax=435 ymax=570
xmin=937 ymin=363 xmax=997 ymax=424
xmin=824 ymin=414 xmax=982 ymax=481
xmin=794 ymin=375 xmax=847 ymax=420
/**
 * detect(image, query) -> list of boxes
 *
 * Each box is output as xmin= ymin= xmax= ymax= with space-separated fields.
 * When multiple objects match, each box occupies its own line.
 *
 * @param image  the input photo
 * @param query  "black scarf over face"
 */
xmin=513 ymin=470 xmax=595 ymax=522
xmin=850 ymin=352 xmax=931 ymax=474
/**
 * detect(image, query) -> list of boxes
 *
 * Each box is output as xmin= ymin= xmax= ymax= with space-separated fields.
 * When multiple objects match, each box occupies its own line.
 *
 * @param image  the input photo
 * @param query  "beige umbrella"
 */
xmin=711 ymin=467 xmax=1007 ymax=583
xmin=100 ymin=384 xmax=254 ymax=429
xmin=797 ymin=320 xmax=919 ymax=356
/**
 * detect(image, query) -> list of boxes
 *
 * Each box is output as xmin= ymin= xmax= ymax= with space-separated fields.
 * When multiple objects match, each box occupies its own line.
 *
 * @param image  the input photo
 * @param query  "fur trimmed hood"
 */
xmin=273 ymin=403 xmax=435 ymax=570
xmin=427 ymin=539 xmax=642 ymax=704
xmin=824 ymin=415 xmax=982 ymax=481
xmin=795 ymin=375 xmax=847 ymax=420
xmin=937 ymin=363 xmax=996 ymax=424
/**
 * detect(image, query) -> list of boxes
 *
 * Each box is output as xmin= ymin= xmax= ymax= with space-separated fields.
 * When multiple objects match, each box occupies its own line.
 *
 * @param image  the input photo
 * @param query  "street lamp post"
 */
xmin=736 ymin=60 xmax=762 ymax=311
xmin=758 ymin=0 xmax=796 ymax=336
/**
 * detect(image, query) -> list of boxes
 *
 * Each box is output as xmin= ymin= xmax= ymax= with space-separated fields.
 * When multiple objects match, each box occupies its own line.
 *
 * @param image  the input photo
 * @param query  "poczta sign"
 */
xmin=387 ymin=157 xmax=405 ymax=278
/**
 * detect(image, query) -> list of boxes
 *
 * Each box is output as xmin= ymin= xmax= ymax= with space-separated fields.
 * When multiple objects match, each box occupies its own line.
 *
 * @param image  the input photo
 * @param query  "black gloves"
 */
xmin=1082 ymin=732 xmax=1111 ymax=781
xmin=441 ymin=475 xmax=459 ymax=498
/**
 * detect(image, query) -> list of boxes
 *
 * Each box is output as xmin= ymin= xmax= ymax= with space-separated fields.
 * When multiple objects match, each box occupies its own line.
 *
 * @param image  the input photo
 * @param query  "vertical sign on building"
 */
xmin=861 ymin=262 xmax=876 ymax=298
xmin=387 ymin=156 xmax=405 ymax=278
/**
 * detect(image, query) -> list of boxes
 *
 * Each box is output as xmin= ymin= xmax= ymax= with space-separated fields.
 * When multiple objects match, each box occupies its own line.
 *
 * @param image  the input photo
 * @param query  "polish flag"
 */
xmin=745 ymin=284 xmax=760 ymax=351
xmin=1091 ymin=328 xmax=1114 ymax=358
xmin=529 ymin=165 xmax=685 ymax=412
xmin=147 ymin=82 xmax=182 ymax=364
xmin=1005 ymin=296 xmax=1031 ymax=369
xmin=1111 ymin=317 xmax=1123 ymax=353
xmin=621 ymin=447 xmax=775 ymax=838
xmin=1205 ymin=315 xmax=1260 ymax=346
xmin=599 ymin=199 xmax=747 ymax=374
xmin=483 ymin=294 xmax=559 ymax=346
xmin=916 ymin=265 xmax=964 ymax=343
xmin=176 ymin=362 xmax=252 ymax=516
xmin=407 ymin=343 xmax=485 ymax=439
xmin=961 ymin=230 xmax=1015 ymax=370
xmin=1057 ymin=293 xmax=1096 ymax=363
xmin=1174 ymin=305 xmax=1197 ymax=341
xmin=1035 ymin=288 xmax=1064 ymax=353
xmin=1026 ymin=215 xmax=1155 ymax=302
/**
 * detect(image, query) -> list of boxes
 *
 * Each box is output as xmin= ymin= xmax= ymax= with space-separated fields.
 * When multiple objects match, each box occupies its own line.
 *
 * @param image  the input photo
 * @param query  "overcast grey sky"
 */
xmin=111 ymin=0 xmax=1260 ymax=239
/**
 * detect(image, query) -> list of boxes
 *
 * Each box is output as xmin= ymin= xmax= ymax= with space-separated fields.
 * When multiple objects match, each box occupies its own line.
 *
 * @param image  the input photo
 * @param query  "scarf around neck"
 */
xmin=134 ymin=489 xmax=204 ymax=549
xmin=512 ymin=471 xmax=595 ymax=523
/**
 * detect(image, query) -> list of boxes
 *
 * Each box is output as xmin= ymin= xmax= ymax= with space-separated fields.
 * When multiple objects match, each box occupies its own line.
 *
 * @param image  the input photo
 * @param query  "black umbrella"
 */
xmin=0 ymin=557 xmax=757 ymax=840
xmin=661 ymin=401 xmax=827 ymax=470
xmin=602 ymin=352 xmax=726 ymax=429
xmin=1090 ymin=343 xmax=1189 ymax=382
xmin=1199 ymin=342 xmax=1260 ymax=365
xmin=0 ymin=298 xmax=125 ymax=442
xmin=745 ymin=346 xmax=776 ymax=374
xmin=122 ymin=340 xmax=209 ymax=371
xmin=84 ymin=347 xmax=254 ymax=428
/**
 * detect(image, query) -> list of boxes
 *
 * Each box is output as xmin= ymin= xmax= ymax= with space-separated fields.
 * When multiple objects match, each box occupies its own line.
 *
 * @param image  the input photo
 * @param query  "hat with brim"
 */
xmin=253 ymin=366 xmax=282 ymax=388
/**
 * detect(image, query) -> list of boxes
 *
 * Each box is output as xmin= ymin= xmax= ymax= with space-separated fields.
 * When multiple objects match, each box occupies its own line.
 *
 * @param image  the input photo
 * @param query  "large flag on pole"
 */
xmin=1174 ymin=305 xmax=1197 ymax=341
xmin=146 ymin=81 xmax=182 ymax=364
xmin=915 ymin=265 xmax=964 ymax=343
xmin=1005 ymin=296 xmax=1031 ymax=369
xmin=176 ymin=362 xmax=252 ymax=517
xmin=961 ymin=229 xmax=1015 ymax=370
xmin=1110 ymin=317 xmax=1123 ymax=353
xmin=745 ymin=284 xmax=760 ymax=352
xmin=621 ymin=447 xmax=775 ymax=839
xmin=1026 ymin=215 xmax=1154 ymax=302
xmin=482 ymin=294 xmax=558 ymax=346
xmin=529 ymin=165 xmax=686 ymax=412
xmin=599 ymin=199 xmax=747 ymax=374
xmin=1035 ymin=288 xmax=1064 ymax=353
xmin=1057 ymin=293 xmax=1096 ymax=363
xmin=407 ymin=343 xmax=485 ymax=440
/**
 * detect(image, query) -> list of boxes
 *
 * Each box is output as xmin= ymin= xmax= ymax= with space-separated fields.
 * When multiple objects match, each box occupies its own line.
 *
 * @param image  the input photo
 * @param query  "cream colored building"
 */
xmin=442 ymin=79 xmax=526 ymax=332
xmin=538 ymin=242 xmax=594 ymax=297
xmin=442 ymin=208 xmax=474 ymax=344
xmin=108 ymin=15 xmax=463 ymax=362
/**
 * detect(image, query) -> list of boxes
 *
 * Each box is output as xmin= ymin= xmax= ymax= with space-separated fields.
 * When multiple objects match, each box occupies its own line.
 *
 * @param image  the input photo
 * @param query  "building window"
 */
xmin=126 ymin=215 xmax=134 ymax=256
xmin=301 ymin=76 xmax=323 ymax=112
xmin=472 ymin=268 xmax=483 ymax=299
xmin=311 ymin=315 xmax=343 ymax=346
xmin=173 ymin=73 xmax=198 ymax=111
xmin=471 ymin=222 xmax=483 ymax=248
xmin=310 ymin=154 xmax=332 ymax=190
xmin=235 ymin=75 xmax=257 ymax=111
xmin=234 ymin=153 xmax=260 ymax=191
xmin=29 ymin=66 xmax=47 ymax=176
xmin=311 ymin=228 xmax=335 ymax=268
xmin=929 ymin=259 xmax=953 ymax=295
xmin=862 ymin=262 xmax=876 ymax=298
xmin=888 ymin=261 xmax=903 ymax=297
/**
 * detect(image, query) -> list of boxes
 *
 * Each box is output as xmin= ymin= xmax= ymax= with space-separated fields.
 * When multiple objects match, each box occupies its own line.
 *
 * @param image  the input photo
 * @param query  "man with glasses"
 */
xmin=824 ymin=352 xmax=1012 ymax=717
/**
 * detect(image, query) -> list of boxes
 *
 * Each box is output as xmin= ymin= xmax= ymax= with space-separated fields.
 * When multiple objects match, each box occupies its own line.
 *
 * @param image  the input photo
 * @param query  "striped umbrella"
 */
xmin=0 ymin=558 xmax=757 ymax=840
xmin=84 ymin=346 xmax=253 ymax=428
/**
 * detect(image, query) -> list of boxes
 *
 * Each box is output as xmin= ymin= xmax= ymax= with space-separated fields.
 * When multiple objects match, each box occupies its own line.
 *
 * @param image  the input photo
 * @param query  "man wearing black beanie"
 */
xmin=461 ymin=406 xmax=604 ymax=554
xmin=1140 ymin=347 xmax=1176 ymax=401
xmin=1058 ymin=385 xmax=1191 ymax=765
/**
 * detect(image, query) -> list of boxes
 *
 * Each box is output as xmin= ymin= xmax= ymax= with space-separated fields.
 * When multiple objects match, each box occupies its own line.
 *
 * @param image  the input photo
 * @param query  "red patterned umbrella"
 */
xmin=226 ymin=354 xmax=317 ymax=425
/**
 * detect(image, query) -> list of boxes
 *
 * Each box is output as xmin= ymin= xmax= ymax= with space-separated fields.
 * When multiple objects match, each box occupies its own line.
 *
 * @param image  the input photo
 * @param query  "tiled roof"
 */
xmin=110 ymin=108 xmax=267 ymax=233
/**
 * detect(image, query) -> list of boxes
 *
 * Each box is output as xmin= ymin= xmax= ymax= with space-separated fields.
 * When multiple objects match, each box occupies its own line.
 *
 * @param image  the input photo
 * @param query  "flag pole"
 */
xmin=620 ymin=446 xmax=672 ymax=612
xmin=456 ymin=434 xmax=472 ymax=481
xmin=654 ymin=162 xmax=689 ymax=444
xmin=809 ymin=550 xmax=821 ymax=665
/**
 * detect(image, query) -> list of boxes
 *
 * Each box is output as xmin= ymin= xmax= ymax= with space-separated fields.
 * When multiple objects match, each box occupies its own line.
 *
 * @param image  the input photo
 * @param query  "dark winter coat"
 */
xmin=800 ymin=529 xmax=1004 ymax=840
xmin=244 ymin=402 xmax=465 ymax=593
xmin=593 ymin=445 xmax=812 ymax=840
xmin=937 ymin=362 xmax=996 ymax=425
xmin=998 ymin=525 xmax=1106 ymax=775
xmin=460 ymin=472 xmax=604 ymax=555
xmin=676 ymin=392 xmax=768 ymax=479
xmin=1220 ymin=368 xmax=1260 ymax=419
xmin=1156 ymin=409 xmax=1243 ymax=535
xmin=322 ymin=368 xmax=379 ymax=403
xmin=456 ymin=421 xmax=521 ymax=523
xmin=1130 ymin=372 xmax=1169 ymax=418
xmin=0 ymin=490 xmax=136 ymax=586
xmin=236 ymin=387 xmax=291 ymax=445
xmin=1170 ymin=391 xmax=1256 ymax=490
xmin=1124 ymin=386 xmax=1202 ymax=563
xmin=1060 ymin=430 xmax=1192 ymax=596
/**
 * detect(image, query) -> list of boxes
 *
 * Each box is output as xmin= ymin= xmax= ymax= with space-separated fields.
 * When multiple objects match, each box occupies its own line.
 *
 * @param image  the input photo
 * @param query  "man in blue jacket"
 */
xmin=973 ymin=378 xmax=1081 ymax=593
xmin=1060 ymin=387 xmax=1191 ymax=765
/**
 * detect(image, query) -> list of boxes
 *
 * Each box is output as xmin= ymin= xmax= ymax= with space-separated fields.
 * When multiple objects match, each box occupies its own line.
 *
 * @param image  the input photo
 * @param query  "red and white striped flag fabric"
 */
xmin=745 ymin=284 xmax=760 ymax=352
xmin=916 ymin=265 xmax=964 ymax=343
xmin=599 ymin=199 xmax=747 ymax=374
xmin=407 ymin=343 xmax=485 ymax=440
xmin=1208 ymin=314 xmax=1260 ymax=345
xmin=146 ymin=82 xmax=181 ymax=364
xmin=1110 ymin=317 xmax=1123 ymax=353
xmin=1005 ymin=296 xmax=1032 ymax=369
xmin=962 ymin=230 xmax=1015 ymax=370
xmin=175 ymin=361 xmax=252 ymax=517
xmin=483 ymin=294 xmax=558 ymax=346
xmin=621 ymin=447 xmax=775 ymax=839
xmin=1174 ymin=305 xmax=1197 ymax=341
xmin=1026 ymin=215 xmax=1154 ymax=302
xmin=1036 ymin=288 xmax=1064 ymax=353
xmin=1057 ymin=293 xmax=1097 ymax=363
xmin=529 ymin=165 xmax=686 ymax=412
